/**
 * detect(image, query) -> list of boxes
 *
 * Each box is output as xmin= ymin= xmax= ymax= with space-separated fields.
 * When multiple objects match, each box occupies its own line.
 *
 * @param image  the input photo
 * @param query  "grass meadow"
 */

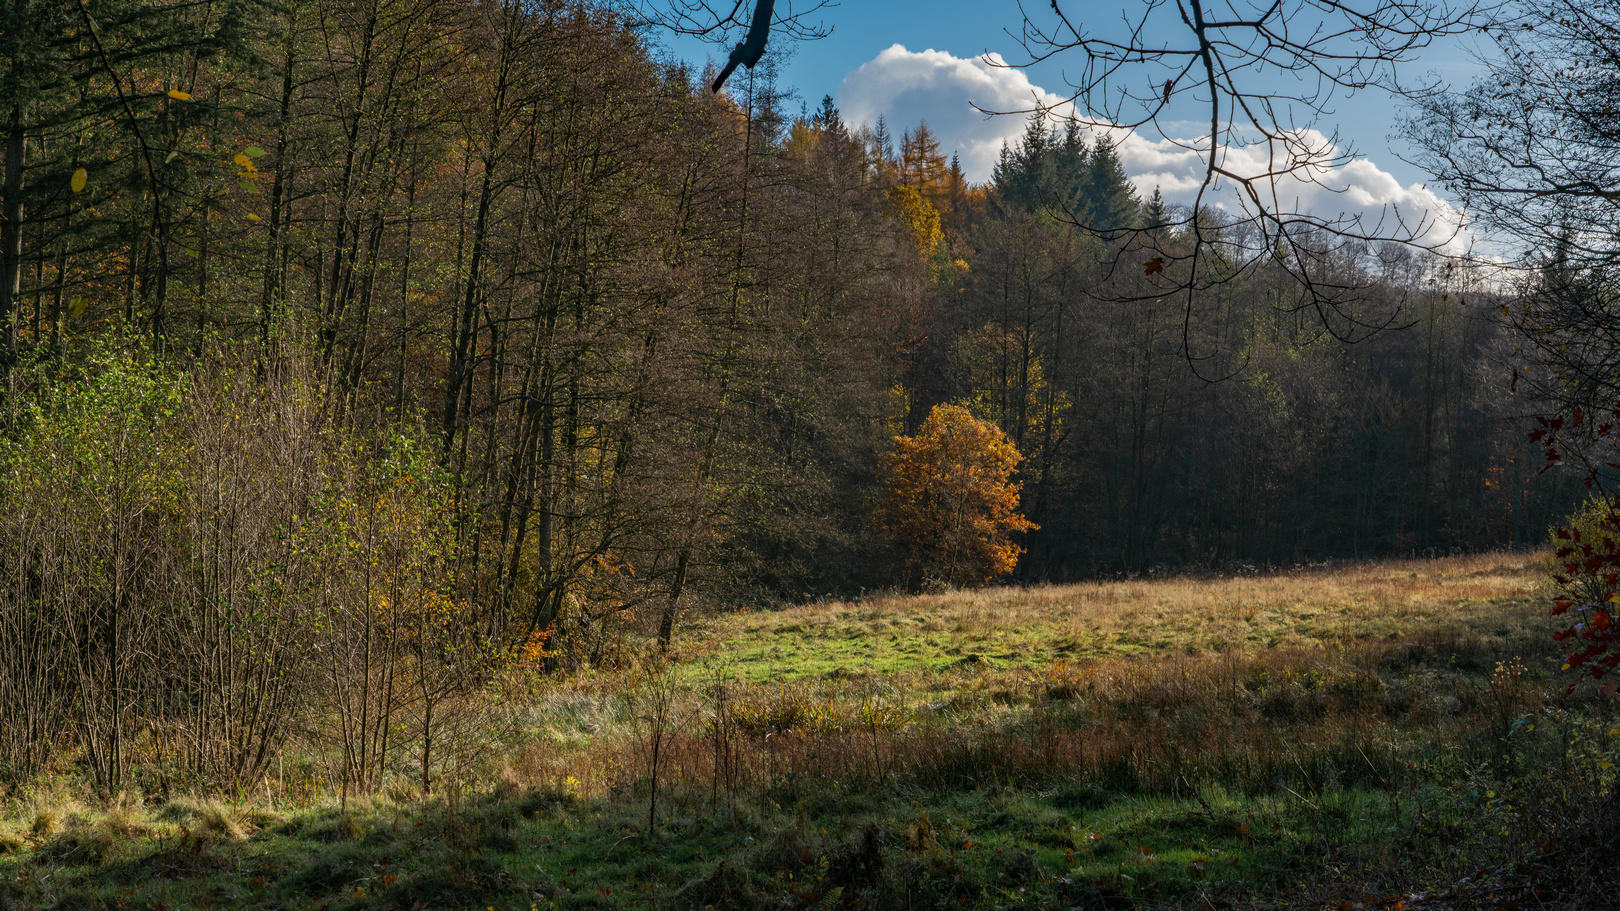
xmin=3 ymin=551 xmax=1618 ymax=910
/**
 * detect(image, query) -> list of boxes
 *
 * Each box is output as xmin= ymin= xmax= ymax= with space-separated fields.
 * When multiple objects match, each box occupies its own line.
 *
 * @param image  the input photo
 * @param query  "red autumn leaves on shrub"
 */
xmin=1534 ymin=403 xmax=1620 ymax=693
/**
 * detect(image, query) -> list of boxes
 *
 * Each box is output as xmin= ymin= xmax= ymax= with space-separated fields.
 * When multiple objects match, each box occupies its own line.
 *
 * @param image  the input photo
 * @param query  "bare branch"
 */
xmin=629 ymin=0 xmax=835 ymax=43
xmin=982 ymin=0 xmax=1504 ymax=362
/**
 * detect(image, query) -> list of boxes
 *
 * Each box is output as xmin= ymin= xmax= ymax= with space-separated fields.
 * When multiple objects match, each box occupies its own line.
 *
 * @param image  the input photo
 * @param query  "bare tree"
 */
xmin=1404 ymin=0 xmax=1620 ymax=410
xmin=1009 ymin=0 xmax=1504 ymax=352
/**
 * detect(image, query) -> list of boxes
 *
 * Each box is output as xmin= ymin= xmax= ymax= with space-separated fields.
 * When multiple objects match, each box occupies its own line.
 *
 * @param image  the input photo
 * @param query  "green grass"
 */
xmin=0 ymin=780 xmax=1472 ymax=910
xmin=680 ymin=551 xmax=1545 ymax=682
xmin=5 ymin=551 xmax=1618 ymax=910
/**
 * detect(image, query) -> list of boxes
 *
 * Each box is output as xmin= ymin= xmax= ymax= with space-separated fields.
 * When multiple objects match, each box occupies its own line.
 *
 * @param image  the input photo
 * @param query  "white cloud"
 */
xmin=837 ymin=44 xmax=1071 ymax=182
xmin=1107 ymin=129 xmax=1469 ymax=253
xmin=837 ymin=45 xmax=1467 ymax=253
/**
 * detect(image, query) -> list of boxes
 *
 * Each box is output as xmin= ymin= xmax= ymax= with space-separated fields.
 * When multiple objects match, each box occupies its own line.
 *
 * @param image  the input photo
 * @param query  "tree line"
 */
xmin=902 ymin=115 xmax=1576 ymax=577
xmin=0 ymin=0 xmax=1584 ymax=788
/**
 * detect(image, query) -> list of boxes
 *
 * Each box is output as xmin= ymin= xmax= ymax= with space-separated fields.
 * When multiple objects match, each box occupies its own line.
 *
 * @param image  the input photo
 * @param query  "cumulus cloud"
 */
xmin=1108 ymin=129 xmax=1469 ymax=253
xmin=837 ymin=45 xmax=1466 ymax=252
xmin=837 ymin=44 xmax=1071 ymax=182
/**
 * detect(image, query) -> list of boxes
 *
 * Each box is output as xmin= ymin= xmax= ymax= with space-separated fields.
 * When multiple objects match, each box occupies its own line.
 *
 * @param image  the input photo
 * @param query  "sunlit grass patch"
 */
xmin=683 ymin=551 xmax=1545 ymax=682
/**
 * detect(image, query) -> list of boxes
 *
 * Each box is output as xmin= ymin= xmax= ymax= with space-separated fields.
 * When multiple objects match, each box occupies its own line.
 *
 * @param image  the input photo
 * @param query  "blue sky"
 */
xmin=656 ymin=0 xmax=1029 ymax=111
xmin=653 ymin=1 xmax=1492 ymax=247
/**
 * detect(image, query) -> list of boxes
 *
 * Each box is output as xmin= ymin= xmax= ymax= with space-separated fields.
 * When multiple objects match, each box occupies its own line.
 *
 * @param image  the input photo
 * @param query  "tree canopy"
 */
xmin=878 ymin=404 xmax=1036 ymax=588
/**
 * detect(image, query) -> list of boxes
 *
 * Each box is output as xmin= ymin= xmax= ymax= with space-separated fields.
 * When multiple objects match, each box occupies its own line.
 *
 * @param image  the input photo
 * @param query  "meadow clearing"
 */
xmin=2 ymin=550 xmax=1615 ymax=911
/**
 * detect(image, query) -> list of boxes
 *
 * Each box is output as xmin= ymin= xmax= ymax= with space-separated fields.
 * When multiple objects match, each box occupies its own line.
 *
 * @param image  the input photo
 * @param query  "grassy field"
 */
xmin=3 ymin=551 xmax=1619 ymax=911
xmin=683 ymin=554 xmax=1547 ymax=678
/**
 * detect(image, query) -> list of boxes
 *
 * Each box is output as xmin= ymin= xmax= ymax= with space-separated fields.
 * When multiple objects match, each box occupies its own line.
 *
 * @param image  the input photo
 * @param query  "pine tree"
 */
xmin=947 ymin=152 xmax=966 ymax=208
xmin=1081 ymin=135 xmax=1140 ymax=232
xmin=813 ymin=94 xmax=838 ymax=128
xmin=991 ymin=115 xmax=1056 ymax=213
xmin=1143 ymin=186 xmax=1171 ymax=236
xmin=811 ymin=95 xmax=860 ymax=176
xmin=869 ymin=114 xmax=896 ymax=181
xmin=1052 ymin=119 xmax=1089 ymax=214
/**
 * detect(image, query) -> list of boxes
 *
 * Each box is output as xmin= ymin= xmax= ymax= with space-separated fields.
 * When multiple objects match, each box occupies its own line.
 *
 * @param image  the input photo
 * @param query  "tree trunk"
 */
xmin=2 ymin=113 xmax=24 ymax=370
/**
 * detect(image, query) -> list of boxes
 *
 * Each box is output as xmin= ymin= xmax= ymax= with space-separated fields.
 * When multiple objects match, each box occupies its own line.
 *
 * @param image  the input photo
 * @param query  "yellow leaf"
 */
xmin=167 ymin=89 xmax=191 ymax=101
xmin=70 ymin=168 xmax=87 ymax=192
xmin=245 ymin=213 xmax=261 ymax=222
xmin=233 ymin=153 xmax=251 ymax=168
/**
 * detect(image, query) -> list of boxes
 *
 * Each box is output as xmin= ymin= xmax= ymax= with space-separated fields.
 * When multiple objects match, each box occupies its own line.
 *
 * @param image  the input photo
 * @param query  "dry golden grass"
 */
xmin=688 ymin=551 xmax=1546 ymax=679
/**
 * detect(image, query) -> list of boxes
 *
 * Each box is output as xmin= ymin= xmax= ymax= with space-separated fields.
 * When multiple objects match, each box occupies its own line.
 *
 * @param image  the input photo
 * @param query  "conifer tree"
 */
xmin=1081 ymin=135 xmax=1139 ymax=233
xmin=869 ymin=114 xmax=896 ymax=181
xmin=900 ymin=120 xmax=949 ymax=212
xmin=991 ymin=116 xmax=1055 ymax=213
xmin=1143 ymin=186 xmax=1171 ymax=235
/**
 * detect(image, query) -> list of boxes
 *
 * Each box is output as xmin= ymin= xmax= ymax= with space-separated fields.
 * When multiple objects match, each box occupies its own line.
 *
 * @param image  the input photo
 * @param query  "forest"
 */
xmin=9 ymin=0 xmax=1620 ymax=901
xmin=3 ymin=3 xmax=1619 ymax=906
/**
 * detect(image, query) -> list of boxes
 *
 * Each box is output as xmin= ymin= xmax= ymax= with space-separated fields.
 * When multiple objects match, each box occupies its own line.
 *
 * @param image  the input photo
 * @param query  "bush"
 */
xmin=1547 ymin=496 xmax=1620 ymax=694
xmin=0 ymin=340 xmax=492 ymax=792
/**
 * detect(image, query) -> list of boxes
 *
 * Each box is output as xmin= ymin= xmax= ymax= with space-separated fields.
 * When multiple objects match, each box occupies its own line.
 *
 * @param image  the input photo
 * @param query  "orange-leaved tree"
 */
xmin=878 ymin=404 xmax=1036 ymax=588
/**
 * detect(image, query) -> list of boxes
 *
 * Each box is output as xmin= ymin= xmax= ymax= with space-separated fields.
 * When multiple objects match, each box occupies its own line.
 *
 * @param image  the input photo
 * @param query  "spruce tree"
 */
xmin=1143 ymin=187 xmax=1171 ymax=235
xmin=870 ymin=114 xmax=896 ymax=180
xmin=991 ymin=114 xmax=1055 ymax=213
xmin=1052 ymin=119 xmax=1089 ymax=215
xmin=1081 ymin=135 xmax=1139 ymax=232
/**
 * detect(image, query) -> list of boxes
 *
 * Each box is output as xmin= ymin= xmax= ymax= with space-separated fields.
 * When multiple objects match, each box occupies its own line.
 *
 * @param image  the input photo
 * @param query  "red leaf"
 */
xmin=1143 ymin=257 xmax=1165 ymax=275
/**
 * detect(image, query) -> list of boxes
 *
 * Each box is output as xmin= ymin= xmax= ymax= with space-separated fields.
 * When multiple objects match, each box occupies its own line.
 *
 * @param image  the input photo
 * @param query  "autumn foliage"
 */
xmin=878 ymin=404 xmax=1036 ymax=587
xmin=1532 ymin=405 xmax=1620 ymax=693
xmin=886 ymin=183 xmax=944 ymax=258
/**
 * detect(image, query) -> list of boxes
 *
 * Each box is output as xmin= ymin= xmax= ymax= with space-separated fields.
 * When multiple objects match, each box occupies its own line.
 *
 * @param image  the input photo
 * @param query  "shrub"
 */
xmin=1547 ymin=496 xmax=1620 ymax=693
